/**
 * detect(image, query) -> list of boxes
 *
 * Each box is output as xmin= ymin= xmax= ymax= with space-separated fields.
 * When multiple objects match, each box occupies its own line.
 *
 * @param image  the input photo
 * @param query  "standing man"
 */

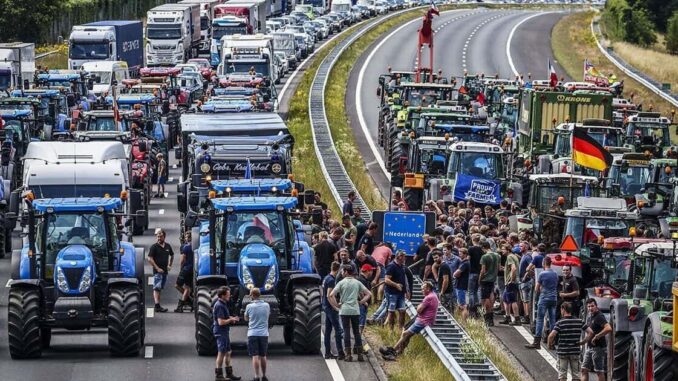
xmin=155 ymin=153 xmax=167 ymax=198
xmin=453 ymin=248 xmax=470 ymax=321
xmin=343 ymin=191 xmax=356 ymax=217
xmin=245 ymin=288 xmax=271 ymax=381
xmin=547 ymin=302 xmax=584 ymax=381
xmin=467 ymin=234 xmax=483 ymax=317
xmin=526 ymin=256 xmax=558 ymax=349
xmin=357 ymin=264 xmax=374 ymax=336
xmin=379 ymin=281 xmax=439 ymax=361
xmin=341 ymin=215 xmax=357 ymax=256
xmin=213 ymin=286 xmax=241 ymax=381
xmin=499 ymin=246 xmax=521 ymax=325
xmin=479 ymin=240 xmax=500 ymax=326
xmin=329 ymin=265 xmax=372 ymax=362
xmin=322 ymin=262 xmax=345 ymax=360
xmin=383 ymin=251 xmax=408 ymax=331
xmin=148 ymin=229 xmax=174 ymax=312
xmin=359 ymin=222 xmax=378 ymax=255
xmin=581 ymin=298 xmax=612 ymax=381
xmin=519 ymin=243 xmax=534 ymax=324
xmin=432 ymin=250 xmax=452 ymax=310
xmin=174 ymin=230 xmax=194 ymax=313
xmin=559 ymin=265 xmax=580 ymax=317
xmin=313 ymin=232 xmax=338 ymax=279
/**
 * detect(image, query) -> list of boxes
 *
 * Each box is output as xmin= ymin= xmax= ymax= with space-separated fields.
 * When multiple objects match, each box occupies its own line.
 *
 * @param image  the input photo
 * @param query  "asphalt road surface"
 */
xmin=0 ymin=31 xmax=379 ymax=381
xmin=348 ymin=8 xmax=575 ymax=380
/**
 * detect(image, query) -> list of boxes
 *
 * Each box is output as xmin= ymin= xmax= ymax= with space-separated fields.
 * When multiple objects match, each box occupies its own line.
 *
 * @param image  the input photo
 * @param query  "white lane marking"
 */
xmin=321 ymin=331 xmax=346 ymax=381
xmin=144 ymin=345 xmax=154 ymax=359
xmin=146 ymin=307 xmax=155 ymax=318
xmin=159 ymin=209 xmax=165 ymax=215
xmin=356 ymin=9 xmax=470 ymax=179
xmin=6 ymin=279 xmax=12 ymax=287
xmin=506 ymin=12 xmax=554 ymax=76
xmin=513 ymin=325 xmax=572 ymax=379
xmin=164 ymin=192 xmax=169 ymax=198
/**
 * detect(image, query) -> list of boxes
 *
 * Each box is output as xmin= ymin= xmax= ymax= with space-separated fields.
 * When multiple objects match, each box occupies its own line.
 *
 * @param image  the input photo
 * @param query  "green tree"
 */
xmin=0 ymin=0 xmax=61 ymax=43
xmin=623 ymin=7 xmax=658 ymax=47
xmin=667 ymin=11 xmax=678 ymax=54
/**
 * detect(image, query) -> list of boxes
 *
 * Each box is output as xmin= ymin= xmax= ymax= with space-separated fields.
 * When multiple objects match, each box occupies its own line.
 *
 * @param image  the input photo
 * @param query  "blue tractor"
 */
xmin=7 ymin=197 xmax=146 ymax=358
xmin=188 ymin=194 xmax=320 ymax=355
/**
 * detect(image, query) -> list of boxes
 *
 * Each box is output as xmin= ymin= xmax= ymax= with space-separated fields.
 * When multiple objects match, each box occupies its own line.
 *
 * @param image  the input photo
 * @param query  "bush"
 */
xmin=602 ymin=0 xmax=657 ymax=47
xmin=668 ymin=11 xmax=678 ymax=54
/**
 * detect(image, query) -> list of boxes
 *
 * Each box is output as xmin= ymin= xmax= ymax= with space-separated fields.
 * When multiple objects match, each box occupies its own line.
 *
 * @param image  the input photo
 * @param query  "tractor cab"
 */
xmin=0 ymin=97 xmax=42 ymax=138
xmin=11 ymin=89 xmax=69 ymax=137
xmin=624 ymin=112 xmax=675 ymax=158
xmin=606 ymin=153 xmax=651 ymax=203
xmin=633 ymin=159 xmax=677 ymax=222
xmin=415 ymin=112 xmax=488 ymax=140
xmin=35 ymin=71 xmax=92 ymax=108
xmin=398 ymin=82 xmax=456 ymax=109
xmin=376 ymin=70 xmax=415 ymax=105
xmin=76 ymin=110 xmax=133 ymax=139
xmin=7 ymin=197 xmax=146 ymax=358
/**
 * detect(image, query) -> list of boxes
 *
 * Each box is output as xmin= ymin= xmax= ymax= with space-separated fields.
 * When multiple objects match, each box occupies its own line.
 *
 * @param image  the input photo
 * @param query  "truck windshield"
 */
xmin=147 ymin=24 xmax=182 ymax=40
xmin=449 ymin=152 xmax=503 ymax=180
xmin=89 ymin=71 xmax=113 ymax=85
xmin=608 ymin=164 xmax=649 ymax=196
xmin=0 ymin=73 xmax=10 ymax=90
xmin=32 ymin=184 xmax=123 ymax=199
xmin=224 ymin=211 xmax=287 ymax=262
xmin=69 ymin=42 xmax=110 ymax=60
xmin=40 ymin=212 xmax=110 ymax=279
xmin=226 ymin=62 xmax=269 ymax=76
xmin=213 ymin=25 xmax=248 ymax=39
xmin=201 ymin=16 xmax=209 ymax=31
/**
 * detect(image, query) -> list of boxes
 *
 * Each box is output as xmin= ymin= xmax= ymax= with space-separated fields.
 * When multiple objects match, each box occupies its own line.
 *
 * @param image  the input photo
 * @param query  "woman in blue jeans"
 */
xmin=526 ymin=257 xmax=558 ymax=349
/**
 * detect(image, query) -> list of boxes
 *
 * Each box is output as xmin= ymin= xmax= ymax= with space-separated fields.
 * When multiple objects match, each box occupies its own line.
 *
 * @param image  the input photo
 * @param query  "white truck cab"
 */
xmin=81 ymin=61 xmax=129 ymax=96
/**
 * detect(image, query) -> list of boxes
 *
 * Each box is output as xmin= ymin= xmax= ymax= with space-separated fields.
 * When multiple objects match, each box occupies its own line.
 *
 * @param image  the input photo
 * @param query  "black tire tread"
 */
xmin=108 ymin=286 xmax=143 ymax=357
xmin=195 ymin=285 xmax=218 ymax=356
xmin=8 ymin=287 xmax=42 ymax=358
xmin=291 ymin=285 xmax=321 ymax=354
xmin=611 ymin=332 xmax=631 ymax=380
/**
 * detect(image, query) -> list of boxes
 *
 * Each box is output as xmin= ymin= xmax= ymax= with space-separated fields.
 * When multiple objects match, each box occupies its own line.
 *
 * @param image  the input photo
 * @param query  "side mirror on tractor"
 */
xmin=184 ymin=211 xmax=198 ymax=229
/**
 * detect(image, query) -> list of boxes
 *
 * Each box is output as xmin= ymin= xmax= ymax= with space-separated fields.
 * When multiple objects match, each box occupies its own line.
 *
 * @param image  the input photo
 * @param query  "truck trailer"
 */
xmin=178 ymin=0 xmax=222 ymax=53
xmin=68 ymin=21 xmax=143 ymax=74
xmin=0 ymin=42 xmax=35 ymax=91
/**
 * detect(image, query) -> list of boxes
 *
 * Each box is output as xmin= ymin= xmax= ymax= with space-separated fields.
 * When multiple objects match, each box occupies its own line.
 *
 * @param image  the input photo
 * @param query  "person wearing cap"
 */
xmin=354 ymin=250 xmax=380 ymax=287
xmin=329 ymin=265 xmax=371 ymax=362
xmin=357 ymin=264 xmax=374 ymax=336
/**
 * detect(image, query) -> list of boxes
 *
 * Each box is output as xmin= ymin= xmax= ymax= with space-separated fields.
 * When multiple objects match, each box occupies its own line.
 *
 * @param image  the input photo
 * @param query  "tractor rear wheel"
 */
xmin=389 ymin=142 xmax=404 ymax=188
xmin=642 ymin=323 xmax=678 ymax=381
xmin=610 ymin=330 xmax=631 ymax=380
xmin=8 ymin=287 xmax=42 ymax=359
xmin=195 ymin=285 xmax=218 ymax=356
xmin=628 ymin=336 xmax=639 ymax=381
xmin=0 ymin=211 xmax=6 ymax=259
xmin=108 ymin=286 xmax=143 ymax=357
xmin=291 ymin=285 xmax=321 ymax=354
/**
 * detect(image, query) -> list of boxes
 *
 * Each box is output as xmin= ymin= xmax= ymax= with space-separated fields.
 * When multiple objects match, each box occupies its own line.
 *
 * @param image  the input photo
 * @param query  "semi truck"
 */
xmin=146 ymin=3 xmax=201 ymax=66
xmin=331 ymin=0 xmax=352 ymax=13
xmin=219 ymin=34 xmax=275 ymax=86
xmin=0 ymin=42 xmax=35 ymax=91
xmin=209 ymin=15 xmax=253 ymax=67
xmin=178 ymin=0 xmax=222 ymax=54
xmin=67 ymin=21 xmax=143 ymax=74
xmin=222 ymin=0 xmax=269 ymax=31
xmin=516 ymin=89 xmax=614 ymax=160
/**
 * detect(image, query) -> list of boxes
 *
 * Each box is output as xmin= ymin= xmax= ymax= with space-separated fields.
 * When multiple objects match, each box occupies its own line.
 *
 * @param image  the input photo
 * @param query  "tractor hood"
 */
xmin=54 ymin=244 xmax=96 ymax=295
xmin=238 ymin=243 xmax=278 ymax=293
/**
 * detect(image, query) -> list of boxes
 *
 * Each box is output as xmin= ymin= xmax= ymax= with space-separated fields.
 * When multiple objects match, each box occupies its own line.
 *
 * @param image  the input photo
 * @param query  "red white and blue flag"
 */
xmin=430 ymin=0 xmax=440 ymax=15
xmin=548 ymin=59 xmax=558 ymax=88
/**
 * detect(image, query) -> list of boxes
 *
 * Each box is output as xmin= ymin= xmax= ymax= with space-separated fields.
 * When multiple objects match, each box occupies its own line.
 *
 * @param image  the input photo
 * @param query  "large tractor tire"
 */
xmin=389 ymin=142 xmax=404 ymax=188
xmin=641 ymin=323 xmax=678 ymax=381
xmin=0 ymin=211 xmax=6 ymax=259
xmin=195 ymin=285 xmax=218 ymax=356
xmin=403 ymin=188 xmax=423 ymax=211
xmin=108 ymin=286 xmax=143 ymax=357
xmin=628 ymin=337 xmax=639 ymax=381
xmin=609 ymin=310 xmax=632 ymax=381
xmin=291 ymin=285 xmax=321 ymax=354
xmin=7 ymin=287 xmax=42 ymax=359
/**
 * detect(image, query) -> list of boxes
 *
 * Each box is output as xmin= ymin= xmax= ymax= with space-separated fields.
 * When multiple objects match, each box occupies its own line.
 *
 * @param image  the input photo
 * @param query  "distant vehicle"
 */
xmin=68 ymin=21 xmax=143 ymax=74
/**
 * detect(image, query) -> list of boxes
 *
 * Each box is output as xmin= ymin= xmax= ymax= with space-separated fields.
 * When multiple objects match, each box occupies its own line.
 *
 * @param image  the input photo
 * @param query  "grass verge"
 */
xmin=552 ymin=11 xmax=674 ymax=117
xmin=610 ymin=41 xmax=678 ymax=91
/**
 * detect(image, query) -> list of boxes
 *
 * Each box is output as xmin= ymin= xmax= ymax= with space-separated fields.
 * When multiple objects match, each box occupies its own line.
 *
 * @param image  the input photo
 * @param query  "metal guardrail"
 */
xmin=590 ymin=17 xmax=678 ymax=108
xmin=407 ymin=276 xmax=506 ymax=381
xmin=310 ymin=6 xmax=506 ymax=380
xmin=36 ymin=50 xmax=59 ymax=60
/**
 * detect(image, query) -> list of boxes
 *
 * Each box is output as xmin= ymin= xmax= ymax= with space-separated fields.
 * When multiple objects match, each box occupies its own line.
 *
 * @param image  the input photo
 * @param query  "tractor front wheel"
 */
xmin=291 ymin=285 xmax=321 ymax=354
xmin=108 ymin=286 xmax=143 ymax=357
xmin=641 ymin=323 xmax=678 ymax=381
xmin=609 ymin=310 xmax=632 ymax=381
xmin=628 ymin=336 xmax=639 ymax=381
xmin=195 ymin=285 xmax=218 ymax=356
xmin=8 ymin=287 xmax=42 ymax=359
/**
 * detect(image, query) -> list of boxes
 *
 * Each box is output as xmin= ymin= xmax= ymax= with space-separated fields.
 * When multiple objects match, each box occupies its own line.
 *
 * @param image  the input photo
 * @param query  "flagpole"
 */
xmin=570 ymin=126 xmax=574 ymax=204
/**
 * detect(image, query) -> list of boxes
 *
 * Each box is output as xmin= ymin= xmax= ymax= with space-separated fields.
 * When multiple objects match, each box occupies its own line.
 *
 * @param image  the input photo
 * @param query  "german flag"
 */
xmin=572 ymin=127 xmax=613 ymax=171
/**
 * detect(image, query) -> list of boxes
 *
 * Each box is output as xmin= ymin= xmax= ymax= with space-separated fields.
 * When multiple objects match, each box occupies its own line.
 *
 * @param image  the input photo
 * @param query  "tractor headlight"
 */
xmin=56 ymin=267 xmax=69 ymax=292
xmin=78 ymin=267 xmax=92 ymax=293
xmin=264 ymin=265 xmax=276 ymax=291
xmin=242 ymin=266 xmax=254 ymax=289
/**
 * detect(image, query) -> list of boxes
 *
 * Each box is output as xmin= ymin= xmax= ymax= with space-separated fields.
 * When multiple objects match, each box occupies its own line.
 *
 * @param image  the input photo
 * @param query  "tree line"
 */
xmin=602 ymin=0 xmax=678 ymax=54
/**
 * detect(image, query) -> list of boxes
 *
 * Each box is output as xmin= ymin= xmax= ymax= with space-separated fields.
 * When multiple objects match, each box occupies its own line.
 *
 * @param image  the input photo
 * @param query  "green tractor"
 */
xmin=624 ymin=112 xmax=676 ymax=158
xmin=608 ymin=240 xmax=678 ymax=380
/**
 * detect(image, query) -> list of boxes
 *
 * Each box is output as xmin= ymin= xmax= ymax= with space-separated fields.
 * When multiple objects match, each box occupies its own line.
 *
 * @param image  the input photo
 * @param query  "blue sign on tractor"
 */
xmin=383 ymin=212 xmax=427 ymax=255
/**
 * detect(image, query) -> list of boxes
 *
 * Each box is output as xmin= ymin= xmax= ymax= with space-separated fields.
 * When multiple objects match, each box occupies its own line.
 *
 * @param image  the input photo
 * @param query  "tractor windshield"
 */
xmin=564 ymin=217 xmax=631 ymax=247
xmin=87 ymin=117 xmax=119 ymax=132
xmin=224 ymin=211 xmax=287 ymax=262
xmin=531 ymin=184 xmax=591 ymax=213
xmin=418 ymin=148 xmax=448 ymax=175
xmin=608 ymin=255 xmax=631 ymax=290
xmin=449 ymin=151 xmax=503 ymax=180
xmin=607 ymin=164 xmax=649 ymax=196
xmin=634 ymin=257 xmax=678 ymax=299
xmin=626 ymin=122 xmax=671 ymax=146
xmin=39 ymin=212 xmax=110 ymax=279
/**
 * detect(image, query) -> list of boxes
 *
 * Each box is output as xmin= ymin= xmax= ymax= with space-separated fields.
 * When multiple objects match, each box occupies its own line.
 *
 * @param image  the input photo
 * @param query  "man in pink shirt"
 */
xmin=379 ymin=281 xmax=439 ymax=360
xmin=371 ymin=242 xmax=392 ymax=301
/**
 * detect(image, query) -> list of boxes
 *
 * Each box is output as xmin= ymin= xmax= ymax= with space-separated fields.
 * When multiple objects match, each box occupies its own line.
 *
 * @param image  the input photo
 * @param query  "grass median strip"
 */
xmin=552 ymin=11 xmax=675 ymax=117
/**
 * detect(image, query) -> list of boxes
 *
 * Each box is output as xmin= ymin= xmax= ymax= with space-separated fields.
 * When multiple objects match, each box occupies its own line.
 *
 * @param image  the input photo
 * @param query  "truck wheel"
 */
xmin=7 ymin=287 xmax=42 ymax=359
xmin=641 ymin=323 xmax=677 ymax=381
xmin=403 ymin=188 xmax=422 ymax=211
xmin=609 ymin=310 xmax=631 ymax=381
xmin=0 ymin=211 xmax=6 ymax=259
xmin=291 ymin=285 xmax=321 ymax=354
xmin=108 ymin=286 xmax=143 ymax=357
xmin=195 ymin=285 xmax=218 ymax=356
xmin=40 ymin=327 xmax=52 ymax=349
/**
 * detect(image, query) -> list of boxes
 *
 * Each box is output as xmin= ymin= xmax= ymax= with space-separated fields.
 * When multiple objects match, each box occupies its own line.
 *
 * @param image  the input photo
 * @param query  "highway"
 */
xmin=347 ymin=8 xmax=574 ymax=380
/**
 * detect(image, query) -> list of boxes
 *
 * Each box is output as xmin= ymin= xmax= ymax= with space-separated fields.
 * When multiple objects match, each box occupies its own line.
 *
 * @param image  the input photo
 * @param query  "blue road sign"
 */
xmin=383 ymin=212 xmax=427 ymax=255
